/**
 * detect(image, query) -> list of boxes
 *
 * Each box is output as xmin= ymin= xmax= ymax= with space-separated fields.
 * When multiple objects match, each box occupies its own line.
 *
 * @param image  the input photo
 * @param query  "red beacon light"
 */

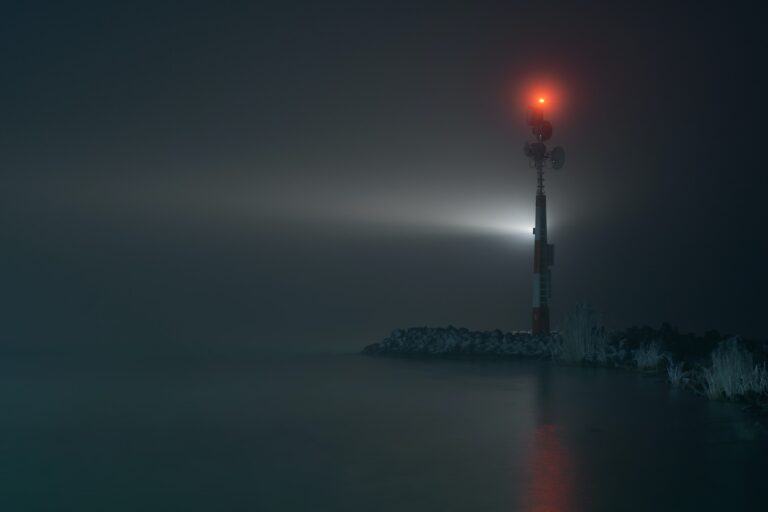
xmin=526 ymin=98 xmax=546 ymax=127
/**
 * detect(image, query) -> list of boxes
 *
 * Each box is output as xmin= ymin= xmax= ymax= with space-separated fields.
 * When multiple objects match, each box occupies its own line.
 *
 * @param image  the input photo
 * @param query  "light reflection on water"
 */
xmin=526 ymin=424 xmax=573 ymax=512
xmin=1 ymin=353 xmax=767 ymax=511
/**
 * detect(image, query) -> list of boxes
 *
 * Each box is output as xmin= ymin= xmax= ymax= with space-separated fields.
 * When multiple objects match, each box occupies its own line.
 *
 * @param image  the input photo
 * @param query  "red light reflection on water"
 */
xmin=525 ymin=424 xmax=575 ymax=512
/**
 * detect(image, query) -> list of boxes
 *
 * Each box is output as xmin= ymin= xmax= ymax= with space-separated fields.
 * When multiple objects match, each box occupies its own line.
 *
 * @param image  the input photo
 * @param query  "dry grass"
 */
xmin=633 ymin=341 xmax=663 ymax=370
xmin=702 ymin=338 xmax=768 ymax=400
xmin=560 ymin=304 xmax=608 ymax=364
xmin=666 ymin=360 xmax=689 ymax=387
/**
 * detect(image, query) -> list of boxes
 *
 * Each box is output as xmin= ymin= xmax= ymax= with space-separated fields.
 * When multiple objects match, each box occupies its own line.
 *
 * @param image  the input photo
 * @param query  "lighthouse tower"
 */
xmin=523 ymin=99 xmax=565 ymax=335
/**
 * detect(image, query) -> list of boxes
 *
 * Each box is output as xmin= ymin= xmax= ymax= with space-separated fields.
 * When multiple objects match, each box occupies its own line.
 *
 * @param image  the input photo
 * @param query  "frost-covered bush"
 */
xmin=702 ymin=337 xmax=768 ymax=400
xmin=560 ymin=304 xmax=608 ymax=363
xmin=666 ymin=360 xmax=689 ymax=387
xmin=633 ymin=341 xmax=663 ymax=370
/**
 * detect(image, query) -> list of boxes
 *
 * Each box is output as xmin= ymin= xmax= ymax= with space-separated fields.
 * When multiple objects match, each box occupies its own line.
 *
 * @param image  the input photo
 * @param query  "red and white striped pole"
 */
xmin=532 ymin=176 xmax=551 ymax=334
xmin=524 ymin=99 xmax=561 ymax=335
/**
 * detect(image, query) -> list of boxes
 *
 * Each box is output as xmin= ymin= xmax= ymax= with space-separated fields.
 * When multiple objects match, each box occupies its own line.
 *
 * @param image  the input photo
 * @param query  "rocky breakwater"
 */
xmin=362 ymin=326 xmax=561 ymax=358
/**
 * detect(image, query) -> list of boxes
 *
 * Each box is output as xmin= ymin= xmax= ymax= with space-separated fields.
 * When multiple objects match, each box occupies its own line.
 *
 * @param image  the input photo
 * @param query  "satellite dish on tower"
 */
xmin=550 ymin=146 xmax=565 ymax=169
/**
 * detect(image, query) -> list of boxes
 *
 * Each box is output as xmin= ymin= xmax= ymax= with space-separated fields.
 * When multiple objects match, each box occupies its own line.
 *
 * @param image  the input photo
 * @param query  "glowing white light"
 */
xmin=481 ymin=221 xmax=535 ymax=237
xmin=508 ymin=223 xmax=536 ymax=236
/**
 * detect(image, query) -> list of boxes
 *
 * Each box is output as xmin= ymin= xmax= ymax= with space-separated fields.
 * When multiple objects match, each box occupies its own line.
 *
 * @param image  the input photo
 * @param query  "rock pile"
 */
xmin=362 ymin=326 xmax=561 ymax=358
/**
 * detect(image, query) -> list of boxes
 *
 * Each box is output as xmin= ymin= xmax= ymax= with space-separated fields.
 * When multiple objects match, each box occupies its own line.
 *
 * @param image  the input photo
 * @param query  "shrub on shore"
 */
xmin=560 ymin=304 xmax=609 ymax=364
xmin=666 ymin=360 xmax=689 ymax=387
xmin=633 ymin=341 xmax=664 ymax=370
xmin=701 ymin=338 xmax=768 ymax=400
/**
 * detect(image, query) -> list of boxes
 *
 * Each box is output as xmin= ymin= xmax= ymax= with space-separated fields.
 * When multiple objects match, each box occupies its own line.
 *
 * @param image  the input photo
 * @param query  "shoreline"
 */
xmin=363 ymin=325 xmax=768 ymax=408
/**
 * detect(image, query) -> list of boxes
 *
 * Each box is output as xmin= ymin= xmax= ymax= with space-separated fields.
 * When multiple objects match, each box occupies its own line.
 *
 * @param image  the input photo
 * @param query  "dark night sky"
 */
xmin=2 ymin=1 xmax=767 ymax=352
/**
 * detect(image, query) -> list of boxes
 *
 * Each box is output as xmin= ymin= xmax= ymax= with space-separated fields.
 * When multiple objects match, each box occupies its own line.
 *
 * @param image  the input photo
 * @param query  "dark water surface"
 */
xmin=2 ymin=353 xmax=767 ymax=511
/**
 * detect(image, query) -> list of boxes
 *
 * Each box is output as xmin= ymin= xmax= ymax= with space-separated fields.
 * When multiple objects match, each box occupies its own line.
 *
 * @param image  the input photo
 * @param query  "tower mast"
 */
xmin=523 ymin=99 xmax=564 ymax=335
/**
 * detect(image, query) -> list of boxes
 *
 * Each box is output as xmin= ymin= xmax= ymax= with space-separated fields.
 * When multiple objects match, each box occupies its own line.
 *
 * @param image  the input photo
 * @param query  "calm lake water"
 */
xmin=1 ymin=353 xmax=767 ymax=511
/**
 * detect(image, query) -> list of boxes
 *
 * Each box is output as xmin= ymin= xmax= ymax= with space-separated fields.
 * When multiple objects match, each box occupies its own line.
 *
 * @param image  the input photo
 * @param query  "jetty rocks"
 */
xmin=362 ymin=326 xmax=561 ymax=358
